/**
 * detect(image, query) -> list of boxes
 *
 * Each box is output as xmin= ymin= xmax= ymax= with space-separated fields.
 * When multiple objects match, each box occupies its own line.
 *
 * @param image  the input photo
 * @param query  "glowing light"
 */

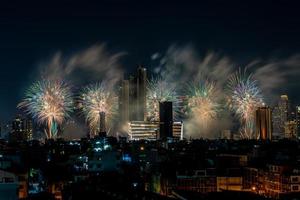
xmin=78 ymin=82 xmax=117 ymax=136
xmin=227 ymin=69 xmax=264 ymax=139
xmin=18 ymin=80 xmax=73 ymax=139
xmin=147 ymin=77 xmax=178 ymax=121
xmin=185 ymin=80 xmax=220 ymax=133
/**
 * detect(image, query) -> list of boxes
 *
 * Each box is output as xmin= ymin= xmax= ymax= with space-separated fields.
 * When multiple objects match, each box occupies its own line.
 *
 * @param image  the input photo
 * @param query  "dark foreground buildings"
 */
xmin=1 ymin=136 xmax=300 ymax=199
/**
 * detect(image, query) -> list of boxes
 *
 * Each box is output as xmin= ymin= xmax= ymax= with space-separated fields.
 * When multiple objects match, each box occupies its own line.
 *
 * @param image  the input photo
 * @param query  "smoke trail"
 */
xmin=40 ymin=44 xmax=126 ymax=87
xmin=249 ymin=54 xmax=300 ymax=103
xmin=152 ymin=44 xmax=300 ymax=139
xmin=153 ymin=45 xmax=234 ymax=91
xmin=36 ymin=44 xmax=125 ymax=139
xmin=152 ymin=44 xmax=235 ymax=138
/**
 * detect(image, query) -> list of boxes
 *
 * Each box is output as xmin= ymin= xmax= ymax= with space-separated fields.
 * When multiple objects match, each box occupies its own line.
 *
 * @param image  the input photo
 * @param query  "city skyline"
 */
xmin=2 ymin=2 xmax=300 ymax=200
xmin=1 ymin=1 xmax=300 ymax=121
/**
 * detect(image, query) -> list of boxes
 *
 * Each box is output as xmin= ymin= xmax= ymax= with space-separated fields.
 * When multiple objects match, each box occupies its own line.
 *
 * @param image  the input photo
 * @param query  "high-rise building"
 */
xmin=255 ymin=107 xmax=272 ymax=140
xmin=296 ymin=106 xmax=300 ymax=138
xmin=126 ymin=66 xmax=147 ymax=121
xmin=10 ymin=115 xmax=33 ymax=142
xmin=159 ymin=101 xmax=173 ymax=139
xmin=129 ymin=75 xmax=137 ymax=121
xmin=279 ymin=95 xmax=289 ymax=130
xmin=99 ymin=112 xmax=106 ymax=137
xmin=119 ymin=80 xmax=129 ymax=124
xmin=272 ymin=95 xmax=289 ymax=139
xmin=272 ymin=106 xmax=281 ymax=137
xmin=136 ymin=66 xmax=147 ymax=121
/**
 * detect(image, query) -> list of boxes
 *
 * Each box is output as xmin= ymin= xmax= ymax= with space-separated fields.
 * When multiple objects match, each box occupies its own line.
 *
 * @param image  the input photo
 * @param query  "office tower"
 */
xmin=279 ymin=95 xmax=289 ymax=131
xmin=127 ymin=66 xmax=147 ymax=121
xmin=296 ymin=106 xmax=300 ymax=138
xmin=10 ymin=115 xmax=33 ymax=142
xmin=136 ymin=66 xmax=147 ymax=121
xmin=159 ymin=101 xmax=173 ymax=139
xmin=255 ymin=107 xmax=272 ymax=140
xmin=119 ymin=80 xmax=129 ymax=123
xmin=129 ymin=75 xmax=137 ymax=121
xmin=272 ymin=95 xmax=289 ymax=139
xmin=99 ymin=112 xmax=106 ymax=137
xmin=25 ymin=118 xmax=33 ymax=140
xmin=272 ymin=106 xmax=281 ymax=136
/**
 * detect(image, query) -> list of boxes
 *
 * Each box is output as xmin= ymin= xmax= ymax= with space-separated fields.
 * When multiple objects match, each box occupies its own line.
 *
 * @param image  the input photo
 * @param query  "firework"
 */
xmin=146 ymin=77 xmax=178 ymax=121
xmin=78 ymin=82 xmax=117 ymax=136
xmin=227 ymin=69 xmax=264 ymax=139
xmin=185 ymin=80 xmax=220 ymax=133
xmin=18 ymin=80 xmax=73 ymax=139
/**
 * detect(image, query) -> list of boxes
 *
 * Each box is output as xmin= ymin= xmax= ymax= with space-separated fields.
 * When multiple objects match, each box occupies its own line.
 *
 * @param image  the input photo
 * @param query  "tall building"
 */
xmin=272 ymin=106 xmax=281 ymax=137
xmin=119 ymin=80 xmax=129 ymax=124
xmin=159 ymin=101 xmax=173 ymax=139
xmin=272 ymin=95 xmax=289 ymax=139
xmin=279 ymin=95 xmax=289 ymax=130
xmin=296 ymin=106 xmax=300 ymax=138
xmin=129 ymin=75 xmax=137 ymax=121
xmin=9 ymin=115 xmax=33 ymax=142
xmin=136 ymin=66 xmax=147 ymax=121
xmin=99 ymin=112 xmax=106 ymax=137
xmin=255 ymin=107 xmax=272 ymax=140
xmin=126 ymin=66 xmax=147 ymax=121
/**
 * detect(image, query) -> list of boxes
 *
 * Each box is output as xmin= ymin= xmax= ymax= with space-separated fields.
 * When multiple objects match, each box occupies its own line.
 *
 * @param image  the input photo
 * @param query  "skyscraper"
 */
xmin=272 ymin=106 xmax=281 ymax=136
xmin=126 ymin=66 xmax=147 ymax=121
xmin=119 ymin=80 xmax=129 ymax=124
xmin=129 ymin=75 xmax=137 ymax=121
xmin=279 ymin=95 xmax=289 ymax=129
xmin=272 ymin=95 xmax=289 ymax=139
xmin=255 ymin=107 xmax=272 ymax=140
xmin=99 ymin=112 xmax=106 ymax=137
xmin=159 ymin=101 xmax=173 ymax=139
xmin=296 ymin=106 xmax=300 ymax=138
xmin=136 ymin=66 xmax=147 ymax=121
xmin=10 ymin=115 xmax=33 ymax=142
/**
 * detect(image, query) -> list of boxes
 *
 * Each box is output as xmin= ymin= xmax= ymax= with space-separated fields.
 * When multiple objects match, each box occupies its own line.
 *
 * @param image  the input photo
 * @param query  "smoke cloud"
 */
xmin=40 ymin=44 xmax=126 ymax=87
xmin=153 ymin=44 xmax=300 ymax=139
xmin=38 ymin=44 xmax=126 ymax=139
xmin=250 ymin=55 xmax=300 ymax=103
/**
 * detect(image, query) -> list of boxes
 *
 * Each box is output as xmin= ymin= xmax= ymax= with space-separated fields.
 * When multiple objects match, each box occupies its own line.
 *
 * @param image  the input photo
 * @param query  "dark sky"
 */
xmin=0 ymin=0 xmax=300 ymax=120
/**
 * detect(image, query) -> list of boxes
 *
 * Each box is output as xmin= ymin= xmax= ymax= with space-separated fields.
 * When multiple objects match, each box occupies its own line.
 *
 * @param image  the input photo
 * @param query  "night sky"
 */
xmin=1 ymin=1 xmax=300 ymax=121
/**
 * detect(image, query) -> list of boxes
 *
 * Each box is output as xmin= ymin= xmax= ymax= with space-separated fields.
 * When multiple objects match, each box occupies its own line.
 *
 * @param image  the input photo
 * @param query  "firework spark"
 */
xmin=146 ymin=77 xmax=178 ymax=121
xmin=185 ymin=81 xmax=220 ymax=134
xmin=18 ymin=80 xmax=73 ymax=139
xmin=227 ymin=69 xmax=264 ymax=139
xmin=78 ymin=83 xmax=117 ymax=136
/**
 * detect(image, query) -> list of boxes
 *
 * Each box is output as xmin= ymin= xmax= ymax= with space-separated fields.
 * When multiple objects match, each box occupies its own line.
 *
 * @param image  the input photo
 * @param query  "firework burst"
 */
xmin=146 ymin=77 xmax=178 ymax=121
xmin=18 ymin=80 xmax=73 ymax=139
xmin=78 ymin=82 xmax=117 ymax=136
xmin=185 ymin=80 xmax=220 ymax=134
xmin=227 ymin=69 xmax=264 ymax=139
